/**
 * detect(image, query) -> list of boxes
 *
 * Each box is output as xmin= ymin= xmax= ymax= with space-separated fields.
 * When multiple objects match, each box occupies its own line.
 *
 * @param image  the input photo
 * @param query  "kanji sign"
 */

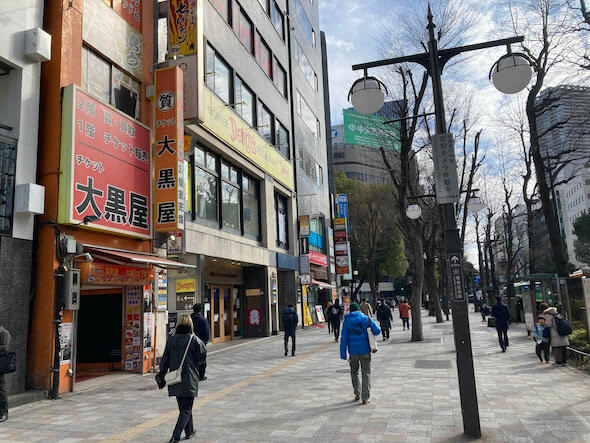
xmin=448 ymin=253 xmax=465 ymax=301
xmin=113 ymin=0 xmax=142 ymax=32
xmin=343 ymin=108 xmax=400 ymax=151
xmin=154 ymin=66 xmax=185 ymax=232
xmin=432 ymin=133 xmax=460 ymax=204
xmin=58 ymin=85 xmax=151 ymax=238
xmin=79 ymin=262 xmax=155 ymax=285
xmin=168 ymin=0 xmax=198 ymax=56
xmin=335 ymin=195 xmax=351 ymax=275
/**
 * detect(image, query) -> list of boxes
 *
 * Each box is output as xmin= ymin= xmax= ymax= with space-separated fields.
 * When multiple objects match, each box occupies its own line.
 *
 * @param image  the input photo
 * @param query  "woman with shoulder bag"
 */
xmin=156 ymin=315 xmax=205 ymax=442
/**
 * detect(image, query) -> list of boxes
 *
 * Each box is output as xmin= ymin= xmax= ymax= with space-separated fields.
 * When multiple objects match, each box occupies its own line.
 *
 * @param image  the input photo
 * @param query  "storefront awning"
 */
xmin=311 ymin=280 xmax=336 ymax=290
xmin=85 ymin=246 xmax=196 ymax=268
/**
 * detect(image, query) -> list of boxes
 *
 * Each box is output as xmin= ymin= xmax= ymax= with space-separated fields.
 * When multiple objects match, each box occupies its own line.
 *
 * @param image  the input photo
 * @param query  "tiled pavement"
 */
xmin=2 ymin=309 xmax=590 ymax=442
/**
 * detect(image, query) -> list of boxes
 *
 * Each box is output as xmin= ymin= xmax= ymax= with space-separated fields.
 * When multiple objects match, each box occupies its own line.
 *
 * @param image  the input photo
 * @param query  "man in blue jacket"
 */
xmin=190 ymin=303 xmax=210 ymax=380
xmin=491 ymin=296 xmax=511 ymax=352
xmin=340 ymin=302 xmax=381 ymax=404
xmin=282 ymin=304 xmax=298 ymax=357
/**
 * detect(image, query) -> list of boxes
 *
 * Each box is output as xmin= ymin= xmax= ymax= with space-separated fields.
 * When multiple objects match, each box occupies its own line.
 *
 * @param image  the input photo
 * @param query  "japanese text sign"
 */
xmin=79 ymin=262 xmax=155 ymax=285
xmin=448 ymin=253 xmax=465 ymax=301
xmin=113 ymin=0 xmax=142 ymax=32
xmin=343 ymin=108 xmax=400 ymax=151
xmin=309 ymin=251 xmax=328 ymax=267
xmin=168 ymin=0 xmax=197 ymax=56
xmin=432 ymin=133 xmax=460 ymax=204
xmin=154 ymin=66 xmax=185 ymax=232
xmin=58 ymin=85 xmax=151 ymax=238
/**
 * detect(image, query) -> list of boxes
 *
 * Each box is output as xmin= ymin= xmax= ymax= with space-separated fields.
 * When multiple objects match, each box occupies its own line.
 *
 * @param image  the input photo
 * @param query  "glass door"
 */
xmin=210 ymin=285 xmax=234 ymax=343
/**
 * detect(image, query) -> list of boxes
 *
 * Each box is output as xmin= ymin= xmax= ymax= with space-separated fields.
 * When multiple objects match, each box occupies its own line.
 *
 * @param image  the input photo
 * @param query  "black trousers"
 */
xmin=331 ymin=319 xmax=341 ymax=340
xmin=172 ymin=396 xmax=195 ymax=440
xmin=380 ymin=323 xmax=390 ymax=339
xmin=496 ymin=327 xmax=509 ymax=350
xmin=402 ymin=318 xmax=409 ymax=329
xmin=284 ymin=332 xmax=296 ymax=354
xmin=198 ymin=355 xmax=207 ymax=381
xmin=536 ymin=342 xmax=550 ymax=362
xmin=0 ymin=373 xmax=7 ymax=415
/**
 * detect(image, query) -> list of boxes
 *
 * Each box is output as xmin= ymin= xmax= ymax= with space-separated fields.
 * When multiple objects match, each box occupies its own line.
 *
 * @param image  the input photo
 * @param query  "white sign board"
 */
xmin=432 ymin=133 xmax=460 ymax=204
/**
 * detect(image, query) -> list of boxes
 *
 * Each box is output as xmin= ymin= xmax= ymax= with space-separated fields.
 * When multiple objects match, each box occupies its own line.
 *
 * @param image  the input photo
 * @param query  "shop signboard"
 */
xmin=201 ymin=88 xmax=294 ymax=190
xmin=271 ymin=275 xmax=278 ymax=304
xmin=335 ymin=195 xmax=351 ymax=275
xmin=176 ymin=278 xmax=195 ymax=310
xmin=58 ymin=85 xmax=152 ymax=238
xmin=298 ymin=215 xmax=310 ymax=236
xmin=300 ymin=237 xmax=309 ymax=255
xmin=58 ymin=322 xmax=73 ymax=365
xmin=246 ymin=288 xmax=261 ymax=296
xmin=79 ymin=262 xmax=155 ymax=285
xmin=300 ymin=274 xmax=311 ymax=285
xmin=315 ymin=306 xmax=325 ymax=322
xmin=165 ymin=55 xmax=204 ymax=122
xmin=113 ymin=0 xmax=142 ymax=32
xmin=157 ymin=271 xmax=168 ymax=311
xmin=154 ymin=66 xmax=185 ymax=232
xmin=343 ymin=108 xmax=400 ymax=151
xmin=83 ymin=0 xmax=143 ymax=80
xmin=125 ymin=286 xmax=142 ymax=372
xmin=309 ymin=251 xmax=328 ymax=267
xmin=168 ymin=0 xmax=198 ymax=56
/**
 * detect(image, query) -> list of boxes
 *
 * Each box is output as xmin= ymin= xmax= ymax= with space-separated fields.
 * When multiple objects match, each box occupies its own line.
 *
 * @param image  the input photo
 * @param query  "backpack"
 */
xmin=331 ymin=306 xmax=339 ymax=317
xmin=554 ymin=314 xmax=572 ymax=336
xmin=282 ymin=310 xmax=295 ymax=330
xmin=542 ymin=326 xmax=551 ymax=341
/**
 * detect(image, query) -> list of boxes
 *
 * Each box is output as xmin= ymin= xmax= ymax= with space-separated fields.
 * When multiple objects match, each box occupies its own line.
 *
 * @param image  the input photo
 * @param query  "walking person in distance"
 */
xmin=326 ymin=301 xmax=333 ymax=335
xmin=190 ymin=303 xmax=210 ymax=381
xmin=329 ymin=299 xmax=344 ymax=341
xmin=282 ymin=304 xmax=298 ymax=356
xmin=340 ymin=302 xmax=381 ymax=405
xmin=491 ymin=296 xmax=511 ymax=352
xmin=398 ymin=299 xmax=411 ymax=331
xmin=376 ymin=299 xmax=393 ymax=341
xmin=360 ymin=299 xmax=374 ymax=318
xmin=156 ymin=315 xmax=205 ymax=442
xmin=0 ymin=324 xmax=11 ymax=422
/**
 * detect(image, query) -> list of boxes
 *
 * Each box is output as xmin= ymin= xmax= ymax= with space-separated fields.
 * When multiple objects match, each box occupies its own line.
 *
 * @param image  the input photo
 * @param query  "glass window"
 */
xmin=257 ymin=102 xmax=274 ymax=145
xmin=242 ymin=175 xmax=260 ymax=239
xmin=211 ymin=0 xmax=229 ymax=22
xmin=271 ymin=2 xmax=285 ymax=39
xmin=234 ymin=7 xmax=253 ymax=51
xmin=257 ymin=0 xmax=269 ymax=13
xmin=275 ymin=121 xmax=289 ymax=159
xmin=255 ymin=32 xmax=272 ymax=78
xmin=296 ymin=0 xmax=314 ymax=47
xmin=315 ymin=163 xmax=323 ymax=186
xmin=296 ymin=91 xmax=318 ymax=137
xmin=81 ymin=48 xmax=110 ymax=105
xmin=195 ymin=152 xmax=219 ymax=223
xmin=235 ymin=76 xmax=255 ymax=126
xmin=276 ymin=193 xmax=288 ymax=249
xmin=273 ymin=58 xmax=287 ymax=97
xmin=0 ymin=136 xmax=16 ymax=235
xmin=222 ymin=162 xmax=240 ymax=231
xmin=195 ymin=146 xmax=205 ymax=166
xmin=295 ymin=42 xmax=315 ymax=91
xmin=206 ymin=45 xmax=232 ymax=104
xmin=111 ymin=66 xmax=140 ymax=119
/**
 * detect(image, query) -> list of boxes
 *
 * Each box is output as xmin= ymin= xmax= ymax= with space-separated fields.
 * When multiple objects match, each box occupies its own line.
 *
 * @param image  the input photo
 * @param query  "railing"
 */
xmin=567 ymin=346 xmax=590 ymax=372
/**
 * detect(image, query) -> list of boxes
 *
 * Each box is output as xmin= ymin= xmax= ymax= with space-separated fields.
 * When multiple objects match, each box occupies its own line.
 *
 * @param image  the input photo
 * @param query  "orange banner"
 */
xmin=154 ymin=66 xmax=185 ymax=232
xmin=79 ymin=262 xmax=155 ymax=285
xmin=168 ymin=0 xmax=197 ymax=56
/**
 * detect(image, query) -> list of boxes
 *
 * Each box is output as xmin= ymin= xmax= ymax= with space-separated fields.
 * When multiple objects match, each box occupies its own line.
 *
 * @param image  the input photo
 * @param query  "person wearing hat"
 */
xmin=340 ymin=302 xmax=381 ymax=405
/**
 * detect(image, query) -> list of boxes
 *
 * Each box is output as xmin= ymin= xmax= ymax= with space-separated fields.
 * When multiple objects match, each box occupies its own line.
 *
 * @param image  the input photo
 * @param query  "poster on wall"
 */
xmin=125 ymin=286 xmax=142 ymax=372
xmin=315 ymin=306 xmax=325 ymax=322
xmin=143 ymin=312 xmax=152 ymax=351
xmin=176 ymin=278 xmax=195 ymax=310
xmin=158 ymin=270 xmax=168 ymax=311
xmin=59 ymin=322 xmax=73 ymax=365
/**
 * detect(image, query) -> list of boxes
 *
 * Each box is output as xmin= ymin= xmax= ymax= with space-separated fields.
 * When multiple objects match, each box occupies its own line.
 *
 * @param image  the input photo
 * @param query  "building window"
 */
xmin=257 ymin=0 xmax=269 ymax=14
xmin=273 ymin=58 xmax=287 ymax=97
xmin=233 ymin=5 xmax=253 ymax=52
xmin=206 ymin=45 xmax=232 ymax=104
xmin=242 ymin=175 xmax=260 ymax=239
xmin=235 ymin=76 xmax=255 ymax=126
xmin=276 ymin=193 xmax=289 ymax=249
xmin=275 ymin=121 xmax=289 ymax=159
xmin=211 ymin=0 xmax=230 ymax=22
xmin=257 ymin=102 xmax=275 ymax=145
xmin=271 ymin=1 xmax=285 ymax=39
xmin=0 ymin=136 xmax=16 ymax=236
xmin=221 ymin=161 xmax=241 ymax=231
xmin=309 ymin=217 xmax=324 ymax=253
xmin=194 ymin=146 xmax=219 ymax=224
xmin=295 ymin=41 xmax=315 ymax=91
xmin=255 ymin=32 xmax=272 ymax=78
xmin=296 ymin=91 xmax=318 ymax=137
xmin=296 ymin=0 xmax=314 ymax=47
xmin=81 ymin=46 xmax=140 ymax=119
xmin=315 ymin=163 xmax=323 ymax=186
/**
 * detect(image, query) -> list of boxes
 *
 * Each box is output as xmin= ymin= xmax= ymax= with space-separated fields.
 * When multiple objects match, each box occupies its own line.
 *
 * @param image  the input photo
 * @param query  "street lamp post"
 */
xmin=348 ymin=5 xmax=531 ymax=438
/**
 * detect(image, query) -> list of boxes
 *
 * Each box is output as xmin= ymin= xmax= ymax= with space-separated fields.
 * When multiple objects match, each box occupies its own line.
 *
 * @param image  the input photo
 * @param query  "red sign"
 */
xmin=79 ymin=262 xmax=155 ymax=285
xmin=113 ymin=0 xmax=142 ymax=32
xmin=154 ymin=66 xmax=185 ymax=232
xmin=309 ymin=251 xmax=328 ymax=267
xmin=58 ymin=86 xmax=151 ymax=238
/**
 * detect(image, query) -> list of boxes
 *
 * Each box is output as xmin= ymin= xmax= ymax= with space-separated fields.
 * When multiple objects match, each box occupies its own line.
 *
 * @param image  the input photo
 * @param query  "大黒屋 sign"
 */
xmin=58 ymin=85 xmax=151 ymax=238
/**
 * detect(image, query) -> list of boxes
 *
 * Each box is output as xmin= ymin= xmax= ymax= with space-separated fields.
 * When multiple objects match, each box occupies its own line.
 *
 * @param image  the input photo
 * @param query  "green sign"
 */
xmin=343 ymin=108 xmax=400 ymax=151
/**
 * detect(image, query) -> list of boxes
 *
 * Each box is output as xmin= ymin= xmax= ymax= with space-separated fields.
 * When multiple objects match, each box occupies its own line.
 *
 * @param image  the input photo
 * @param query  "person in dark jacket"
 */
xmin=376 ymin=300 xmax=393 ymax=341
xmin=491 ymin=296 xmax=511 ymax=352
xmin=156 ymin=315 xmax=204 ymax=443
xmin=329 ymin=299 xmax=344 ymax=341
xmin=190 ymin=303 xmax=210 ymax=381
xmin=0 ymin=325 xmax=11 ymax=422
xmin=282 ymin=304 xmax=298 ymax=356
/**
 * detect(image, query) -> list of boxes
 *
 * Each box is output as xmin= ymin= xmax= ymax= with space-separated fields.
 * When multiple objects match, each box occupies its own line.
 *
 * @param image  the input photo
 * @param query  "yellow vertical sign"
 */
xmin=168 ymin=0 xmax=197 ymax=56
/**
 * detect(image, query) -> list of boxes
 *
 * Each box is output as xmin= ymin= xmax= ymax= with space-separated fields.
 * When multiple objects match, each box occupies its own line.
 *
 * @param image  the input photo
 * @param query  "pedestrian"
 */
xmin=0 ymin=324 xmax=11 ymax=422
xmin=533 ymin=315 xmax=551 ymax=364
xmin=282 ymin=304 xmax=298 ymax=356
xmin=481 ymin=303 xmax=491 ymax=322
xmin=398 ymin=299 xmax=411 ymax=331
xmin=326 ymin=301 xmax=333 ymax=334
xmin=543 ymin=306 xmax=570 ymax=366
xmin=360 ymin=299 xmax=373 ymax=318
xmin=491 ymin=296 xmax=511 ymax=352
xmin=156 ymin=315 xmax=205 ymax=443
xmin=340 ymin=302 xmax=381 ymax=405
xmin=190 ymin=303 xmax=210 ymax=381
xmin=329 ymin=299 xmax=344 ymax=341
xmin=376 ymin=299 xmax=393 ymax=341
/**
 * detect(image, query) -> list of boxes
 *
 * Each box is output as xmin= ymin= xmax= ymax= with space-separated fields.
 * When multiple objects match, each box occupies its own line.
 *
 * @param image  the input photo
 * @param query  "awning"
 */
xmin=311 ymin=279 xmax=336 ymax=290
xmin=85 ymin=246 xmax=196 ymax=268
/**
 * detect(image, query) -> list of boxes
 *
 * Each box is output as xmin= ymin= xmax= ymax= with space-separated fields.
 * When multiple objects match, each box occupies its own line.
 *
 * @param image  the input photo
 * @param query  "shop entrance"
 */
xmin=76 ymin=291 xmax=123 ymax=382
xmin=209 ymin=285 xmax=234 ymax=343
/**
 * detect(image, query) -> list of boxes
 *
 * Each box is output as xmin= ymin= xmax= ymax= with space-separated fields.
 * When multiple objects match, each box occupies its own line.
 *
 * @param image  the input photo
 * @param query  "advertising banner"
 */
xmin=168 ymin=0 xmax=198 ymax=56
xmin=343 ymin=108 xmax=400 ymax=151
xmin=335 ymin=195 xmax=351 ymax=275
xmin=83 ymin=0 xmax=143 ymax=80
xmin=298 ymin=215 xmax=310 ymax=237
xmin=79 ymin=262 xmax=155 ymax=285
xmin=58 ymin=85 xmax=151 ymax=238
xmin=432 ymin=133 xmax=460 ymax=204
xmin=125 ymin=286 xmax=142 ymax=372
xmin=309 ymin=251 xmax=328 ymax=267
xmin=158 ymin=270 xmax=168 ymax=311
xmin=58 ymin=323 xmax=73 ymax=365
xmin=202 ymin=88 xmax=294 ymax=190
xmin=176 ymin=278 xmax=195 ymax=310
xmin=154 ymin=66 xmax=185 ymax=232
xmin=113 ymin=0 xmax=142 ymax=32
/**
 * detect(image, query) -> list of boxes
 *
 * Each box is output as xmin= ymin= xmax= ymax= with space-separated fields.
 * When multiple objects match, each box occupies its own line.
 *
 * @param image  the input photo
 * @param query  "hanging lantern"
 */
xmin=348 ymin=75 xmax=388 ymax=115
xmin=489 ymin=53 xmax=532 ymax=94
xmin=406 ymin=204 xmax=422 ymax=220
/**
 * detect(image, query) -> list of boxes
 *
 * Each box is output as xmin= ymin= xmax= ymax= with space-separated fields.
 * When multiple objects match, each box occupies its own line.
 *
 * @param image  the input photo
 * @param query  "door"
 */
xmin=210 ymin=285 xmax=234 ymax=343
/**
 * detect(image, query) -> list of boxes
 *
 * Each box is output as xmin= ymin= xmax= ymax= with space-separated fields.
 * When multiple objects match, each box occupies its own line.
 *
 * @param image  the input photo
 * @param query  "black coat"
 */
xmin=328 ymin=303 xmax=344 ymax=322
xmin=376 ymin=304 xmax=393 ymax=328
xmin=157 ymin=333 xmax=204 ymax=397
xmin=190 ymin=313 xmax=211 ymax=343
xmin=491 ymin=303 xmax=511 ymax=330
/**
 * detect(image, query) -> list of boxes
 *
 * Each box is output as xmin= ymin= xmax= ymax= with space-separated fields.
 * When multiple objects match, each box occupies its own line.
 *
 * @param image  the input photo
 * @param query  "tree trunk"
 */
xmin=425 ymin=257 xmax=443 ymax=322
xmin=410 ymin=233 xmax=424 ymax=341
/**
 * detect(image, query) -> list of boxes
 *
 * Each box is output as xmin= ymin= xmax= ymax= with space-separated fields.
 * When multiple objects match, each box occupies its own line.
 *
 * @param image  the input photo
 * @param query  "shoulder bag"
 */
xmin=366 ymin=319 xmax=378 ymax=353
xmin=0 ymin=348 xmax=16 ymax=374
xmin=164 ymin=335 xmax=193 ymax=386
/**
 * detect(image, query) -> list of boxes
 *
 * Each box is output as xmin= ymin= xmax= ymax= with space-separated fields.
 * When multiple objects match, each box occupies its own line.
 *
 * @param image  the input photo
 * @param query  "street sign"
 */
xmin=448 ymin=252 xmax=465 ymax=301
xmin=432 ymin=133 xmax=460 ymax=204
xmin=300 ymin=274 xmax=311 ymax=285
xmin=300 ymin=237 xmax=309 ymax=255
